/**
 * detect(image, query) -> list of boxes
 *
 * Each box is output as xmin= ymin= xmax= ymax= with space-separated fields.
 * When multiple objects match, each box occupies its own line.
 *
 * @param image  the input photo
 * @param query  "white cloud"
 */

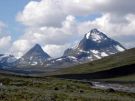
xmin=11 ymin=15 xmax=79 ymax=57
xmin=21 ymin=15 xmax=78 ymax=45
xmin=77 ymin=13 xmax=135 ymax=48
xmin=98 ymin=0 xmax=135 ymax=15
xmin=17 ymin=0 xmax=66 ymax=27
xmin=17 ymin=0 xmax=106 ymax=27
xmin=43 ymin=44 xmax=71 ymax=57
xmin=17 ymin=0 xmax=135 ymax=28
xmin=0 ymin=21 xmax=12 ymax=54
xmin=0 ymin=36 xmax=12 ymax=54
xmin=11 ymin=0 xmax=135 ymax=58
xmin=10 ymin=39 xmax=31 ymax=58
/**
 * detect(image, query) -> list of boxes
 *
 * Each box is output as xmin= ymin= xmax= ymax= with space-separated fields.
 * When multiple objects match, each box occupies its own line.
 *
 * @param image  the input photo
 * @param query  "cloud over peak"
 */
xmin=1 ymin=0 xmax=135 ymax=58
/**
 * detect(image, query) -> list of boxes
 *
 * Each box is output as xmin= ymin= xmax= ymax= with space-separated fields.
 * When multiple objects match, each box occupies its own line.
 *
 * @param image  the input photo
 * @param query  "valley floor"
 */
xmin=0 ymin=74 xmax=135 ymax=101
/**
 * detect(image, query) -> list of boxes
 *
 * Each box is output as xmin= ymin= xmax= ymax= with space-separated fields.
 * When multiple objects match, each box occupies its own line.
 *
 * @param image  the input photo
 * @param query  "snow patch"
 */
xmin=87 ymin=56 xmax=93 ymax=61
xmin=94 ymin=55 xmax=101 ymax=59
xmin=86 ymin=32 xmax=91 ymax=39
xmin=31 ymin=61 xmax=38 ymax=65
xmin=0 ymin=55 xmax=4 ymax=61
xmin=7 ymin=57 xmax=17 ymax=63
xmin=79 ymin=50 xmax=90 ymax=53
xmin=115 ymin=45 xmax=125 ymax=52
xmin=91 ymin=50 xmax=99 ymax=54
xmin=0 ymin=54 xmax=17 ymax=63
xmin=91 ymin=33 xmax=102 ymax=42
xmin=30 ymin=56 xmax=33 ymax=61
xmin=0 ymin=54 xmax=9 ymax=60
xmin=101 ymin=52 xmax=108 ymax=57
xmin=56 ymin=58 xmax=63 ymax=61
xmin=68 ymin=56 xmax=77 ymax=60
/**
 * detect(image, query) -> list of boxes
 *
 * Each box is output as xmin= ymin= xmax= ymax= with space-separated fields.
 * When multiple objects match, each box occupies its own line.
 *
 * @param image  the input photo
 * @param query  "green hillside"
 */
xmin=0 ymin=73 xmax=135 ymax=101
xmin=0 ymin=48 xmax=135 ymax=101
xmin=52 ymin=48 xmax=135 ymax=80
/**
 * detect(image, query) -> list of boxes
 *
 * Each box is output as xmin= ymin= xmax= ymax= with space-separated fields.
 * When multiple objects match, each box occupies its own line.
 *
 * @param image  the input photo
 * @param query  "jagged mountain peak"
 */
xmin=86 ymin=28 xmax=100 ymax=39
xmin=15 ymin=44 xmax=51 ymax=66
xmin=90 ymin=28 xmax=100 ymax=34
xmin=23 ymin=44 xmax=50 ymax=59
xmin=29 ymin=44 xmax=43 ymax=53
xmin=34 ymin=43 xmax=41 ymax=48
xmin=85 ymin=28 xmax=108 ymax=43
xmin=64 ymin=28 xmax=125 ymax=61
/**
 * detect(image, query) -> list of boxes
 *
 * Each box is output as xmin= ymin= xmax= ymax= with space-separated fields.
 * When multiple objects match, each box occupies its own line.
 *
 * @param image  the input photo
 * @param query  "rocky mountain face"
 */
xmin=0 ymin=29 xmax=126 ymax=69
xmin=44 ymin=56 xmax=78 ymax=68
xmin=14 ymin=44 xmax=51 ymax=67
xmin=63 ymin=29 xmax=125 ymax=61
xmin=0 ymin=54 xmax=17 ymax=68
xmin=44 ymin=29 xmax=125 ymax=68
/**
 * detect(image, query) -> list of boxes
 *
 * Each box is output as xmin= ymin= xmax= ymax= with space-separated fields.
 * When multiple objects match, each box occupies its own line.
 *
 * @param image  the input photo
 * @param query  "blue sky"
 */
xmin=0 ymin=0 xmax=135 ymax=57
xmin=76 ymin=13 xmax=102 ymax=22
xmin=0 ymin=0 xmax=99 ymax=40
xmin=0 ymin=0 xmax=30 ymax=40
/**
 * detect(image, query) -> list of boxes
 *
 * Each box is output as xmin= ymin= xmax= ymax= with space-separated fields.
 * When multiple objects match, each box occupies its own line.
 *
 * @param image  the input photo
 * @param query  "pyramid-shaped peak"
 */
xmin=86 ymin=28 xmax=100 ymax=39
xmin=85 ymin=28 xmax=108 ymax=41
xmin=90 ymin=28 xmax=100 ymax=33
xmin=22 ymin=44 xmax=51 ymax=59
xmin=30 ymin=44 xmax=43 ymax=52
xmin=35 ymin=43 xmax=40 ymax=47
xmin=33 ymin=44 xmax=41 ymax=48
xmin=64 ymin=29 xmax=125 ymax=59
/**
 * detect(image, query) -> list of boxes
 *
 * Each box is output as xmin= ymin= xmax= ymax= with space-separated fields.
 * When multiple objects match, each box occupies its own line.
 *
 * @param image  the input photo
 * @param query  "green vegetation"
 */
xmin=54 ymin=48 xmax=135 ymax=75
xmin=0 ymin=48 xmax=135 ymax=101
xmin=0 ymin=74 xmax=135 ymax=101
xmin=102 ymin=74 xmax=135 ymax=82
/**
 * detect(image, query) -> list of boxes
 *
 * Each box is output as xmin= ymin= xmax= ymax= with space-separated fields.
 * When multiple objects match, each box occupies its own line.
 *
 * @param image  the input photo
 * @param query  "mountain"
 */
xmin=42 ymin=28 xmax=126 ymax=69
xmin=14 ymin=44 xmax=51 ymax=67
xmin=0 ymin=54 xmax=17 ymax=68
xmin=0 ymin=29 xmax=126 ymax=69
xmin=44 ymin=56 xmax=78 ymax=68
xmin=0 ymin=54 xmax=16 ymax=63
xmin=52 ymin=48 xmax=135 ymax=79
xmin=63 ymin=28 xmax=125 ymax=61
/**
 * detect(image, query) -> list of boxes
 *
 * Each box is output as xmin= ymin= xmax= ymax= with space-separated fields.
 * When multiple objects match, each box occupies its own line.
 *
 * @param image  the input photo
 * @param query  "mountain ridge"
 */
xmin=13 ymin=44 xmax=51 ymax=67
xmin=0 ymin=28 xmax=126 ymax=69
xmin=63 ymin=28 xmax=125 ymax=61
xmin=51 ymin=47 xmax=135 ymax=77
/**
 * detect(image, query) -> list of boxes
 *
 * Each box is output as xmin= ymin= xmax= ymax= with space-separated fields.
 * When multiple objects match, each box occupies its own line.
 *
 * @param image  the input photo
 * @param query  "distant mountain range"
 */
xmin=0 ymin=29 xmax=125 ymax=69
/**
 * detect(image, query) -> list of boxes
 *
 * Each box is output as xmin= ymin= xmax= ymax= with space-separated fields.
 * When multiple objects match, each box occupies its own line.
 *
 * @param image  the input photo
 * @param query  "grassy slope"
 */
xmin=0 ymin=74 xmax=135 ymax=101
xmin=102 ymin=74 xmax=135 ymax=82
xmin=0 ymin=48 xmax=135 ymax=101
xmin=54 ymin=48 xmax=135 ymax=75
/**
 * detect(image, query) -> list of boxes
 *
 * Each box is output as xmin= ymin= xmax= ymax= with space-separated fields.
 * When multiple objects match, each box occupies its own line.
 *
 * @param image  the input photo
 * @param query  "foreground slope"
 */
xmin=0 ymin=73 xmax=135 ymax=101
xmin=53 ymin=48 xmax=135 ymax=79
